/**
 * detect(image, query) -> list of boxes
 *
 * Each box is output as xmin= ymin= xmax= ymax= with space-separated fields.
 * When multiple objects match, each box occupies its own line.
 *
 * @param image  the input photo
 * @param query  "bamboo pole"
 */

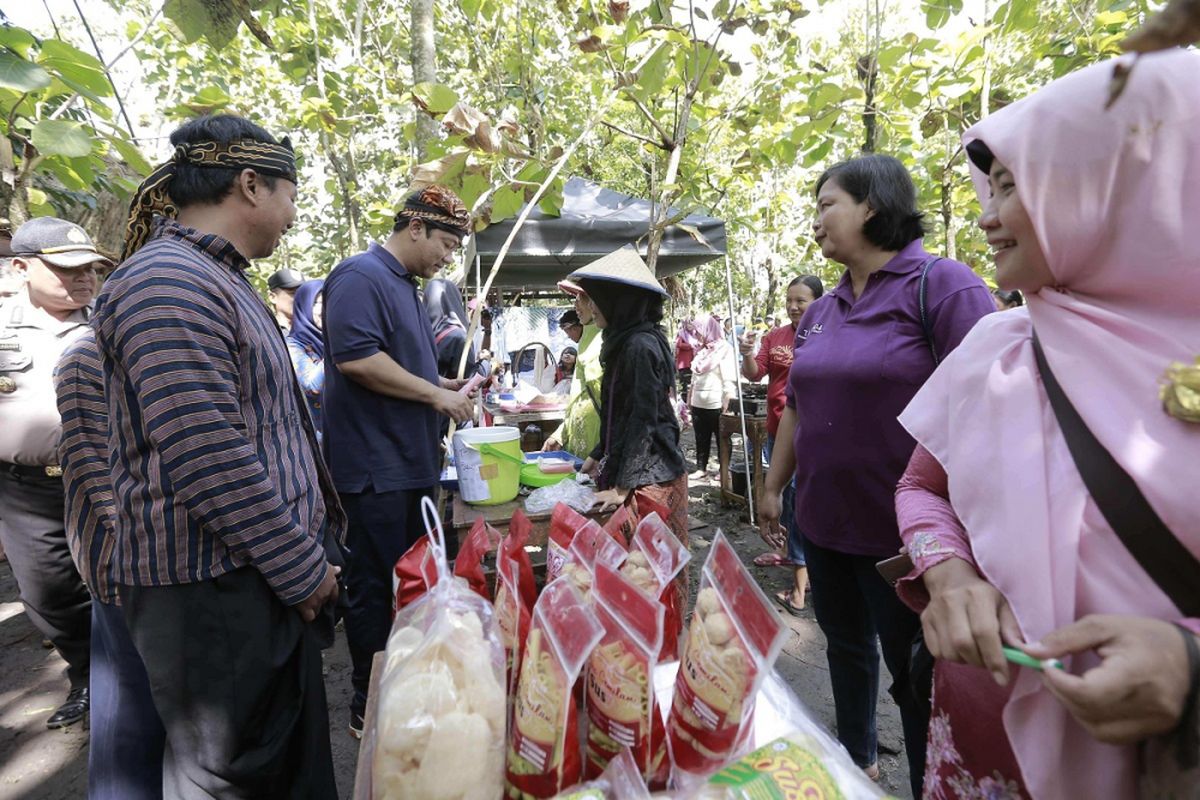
xmin=723 ymin=256 xmax=755 ymax=526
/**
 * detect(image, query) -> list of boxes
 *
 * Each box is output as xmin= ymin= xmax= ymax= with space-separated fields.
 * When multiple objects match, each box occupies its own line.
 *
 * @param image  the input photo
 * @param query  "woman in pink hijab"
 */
xmin=894 ymin=50 xmax=1200 ymax=798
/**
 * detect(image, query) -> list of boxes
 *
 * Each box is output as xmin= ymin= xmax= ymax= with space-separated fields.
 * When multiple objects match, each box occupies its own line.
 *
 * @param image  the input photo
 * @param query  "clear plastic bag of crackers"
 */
xmin=370 ymin=497 xmax=507 ymax=800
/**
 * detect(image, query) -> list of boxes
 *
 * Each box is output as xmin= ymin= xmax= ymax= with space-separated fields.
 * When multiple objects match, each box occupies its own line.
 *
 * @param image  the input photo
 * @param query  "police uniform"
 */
xmin=0 ymin=217 xmax=106 ymax=729
xmin=0 ymin=292 xmax=93 ymax=692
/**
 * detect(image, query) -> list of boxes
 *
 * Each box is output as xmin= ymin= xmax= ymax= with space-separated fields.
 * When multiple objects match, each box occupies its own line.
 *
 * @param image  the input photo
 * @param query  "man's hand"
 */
xmin=757 ymin=489 xmax=785 ymax=549
xmin=440 ymin=376 xmax=469 ymax=391
xmin=293 ymin=563 xmax=339 ymax=623
xmin=738 ymin=332 xmax=757 ymax=356
xmin=1026 ymin=615 xmax=1195 ymax=744
xmin=920 ymin=557 xmax=1022 ymax=686
xmin=432 ymin=387 xmax=475 ymax=423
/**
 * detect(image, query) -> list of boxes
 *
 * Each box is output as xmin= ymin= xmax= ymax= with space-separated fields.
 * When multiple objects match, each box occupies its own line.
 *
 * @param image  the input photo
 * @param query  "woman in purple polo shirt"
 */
xmin=758 ymin=154 xmax=994 ymax=795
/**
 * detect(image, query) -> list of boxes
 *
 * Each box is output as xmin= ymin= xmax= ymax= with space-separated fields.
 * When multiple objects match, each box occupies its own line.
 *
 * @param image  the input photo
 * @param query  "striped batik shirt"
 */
xmin=54 ymin=328 xmax=119 ymax=604
xmin=92 ymin=219 xmax=345 ymax=604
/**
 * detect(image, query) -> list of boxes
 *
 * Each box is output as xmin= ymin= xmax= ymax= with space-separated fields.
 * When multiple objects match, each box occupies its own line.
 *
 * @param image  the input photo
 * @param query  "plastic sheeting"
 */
xmin=471 ymin=178 xmax=726 ymax=288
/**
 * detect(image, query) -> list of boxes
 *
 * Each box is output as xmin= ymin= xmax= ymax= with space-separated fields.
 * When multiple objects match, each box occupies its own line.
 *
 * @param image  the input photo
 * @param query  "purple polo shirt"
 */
xmin=785 ymin=239 xmax=994 ymax=557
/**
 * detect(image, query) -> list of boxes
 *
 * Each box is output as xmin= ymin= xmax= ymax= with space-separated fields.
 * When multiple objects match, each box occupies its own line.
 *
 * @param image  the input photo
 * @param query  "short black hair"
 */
xmin=788 ymin=274 xmax=825 ymax=299
xmin=815 ymin=154 xmax=926 ymax=251
xmin=993 ymin=288 xmax=1024 ymax=307
xmin=169 ymin=114 xmax=280 ymax=208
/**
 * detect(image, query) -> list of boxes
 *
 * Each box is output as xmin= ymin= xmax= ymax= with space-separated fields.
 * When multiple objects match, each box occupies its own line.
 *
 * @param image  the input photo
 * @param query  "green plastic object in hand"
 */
xmin=1003 ymin=646 xmax=1064 ymax=672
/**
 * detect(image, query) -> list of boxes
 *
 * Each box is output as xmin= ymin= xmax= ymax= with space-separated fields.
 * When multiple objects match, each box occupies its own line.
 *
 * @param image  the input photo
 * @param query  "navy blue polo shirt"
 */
xmin=322 ymin=243 xmax=441 ymax=493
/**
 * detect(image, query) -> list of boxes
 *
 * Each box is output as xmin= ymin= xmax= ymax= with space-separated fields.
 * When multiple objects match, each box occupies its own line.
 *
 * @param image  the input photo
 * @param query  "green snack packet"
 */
xmin=707 ymin=736 xmax=901 ymax=800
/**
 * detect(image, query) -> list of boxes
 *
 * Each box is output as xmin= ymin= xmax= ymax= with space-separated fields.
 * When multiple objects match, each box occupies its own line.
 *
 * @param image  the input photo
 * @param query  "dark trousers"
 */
xmin=121 ymin=568 xmax=336 ymax=800
xmin=677 ymin=367 xmax=692 ymax=401
xmin=691 ymin=406 xmax=721 ymax=471
xmin=0 ymin=469 xmax=90 ymax=686
xmin=803 ymin=538 xmax=927 ymax=798
xmin=90 ymin=600 xmax=166 ymax=800
xmin=341 ymin=485 xmax=433 ymax=717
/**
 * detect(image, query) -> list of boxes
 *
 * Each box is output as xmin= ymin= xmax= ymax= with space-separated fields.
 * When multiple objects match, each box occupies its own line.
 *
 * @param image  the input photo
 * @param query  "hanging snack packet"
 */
xmin=561 ymin=519 xmax=627 ymax=602
xmin=506 ymin=579 xmax=605 ymax=799
xmin=619 ymin=512 xmax=691 ymax=662
xmin=453 ymin=517 xmax=499 ymax=601
xmin=585 ymin=563 xmax=669 ymax=785
xmin=547 ymin=502 xmax=591 ymax=583
xmin=393 ymin=534 xmax=440 ymax=612
xmin=495 ymin=553 xmax=533 ymax=698
xmin=507 ymin=509 xmax=538 ymax=608
xmin=666 ymin=531 xmax=787 ymax=781
xmin=602 ymin=503 xmax=636 ymax=546
xmin=372 ymin=498 xmax=507 ymax=800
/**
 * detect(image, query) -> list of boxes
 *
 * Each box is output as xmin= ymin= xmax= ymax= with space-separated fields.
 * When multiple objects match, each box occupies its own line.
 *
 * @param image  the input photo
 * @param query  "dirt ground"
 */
xmin=0 ymin=433 xmax=911 ymax=799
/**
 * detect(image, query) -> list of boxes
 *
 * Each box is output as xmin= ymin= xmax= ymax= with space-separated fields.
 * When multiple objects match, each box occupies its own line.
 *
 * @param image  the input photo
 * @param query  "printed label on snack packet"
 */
xmin=707 ymin=737 xmax=850 ymax=800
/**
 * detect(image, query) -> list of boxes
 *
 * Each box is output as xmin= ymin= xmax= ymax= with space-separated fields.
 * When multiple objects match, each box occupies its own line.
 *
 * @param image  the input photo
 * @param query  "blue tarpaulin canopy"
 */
xmin=471 ymin=177 xmax=726 ymax=288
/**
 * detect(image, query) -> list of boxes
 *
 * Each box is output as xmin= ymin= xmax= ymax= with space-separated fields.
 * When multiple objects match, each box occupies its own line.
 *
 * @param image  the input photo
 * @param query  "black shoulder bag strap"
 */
xmin=1031 ymin=331 xmax=1200 ymax=617
xmin=918 ymin=257 xmax=943 ymax=366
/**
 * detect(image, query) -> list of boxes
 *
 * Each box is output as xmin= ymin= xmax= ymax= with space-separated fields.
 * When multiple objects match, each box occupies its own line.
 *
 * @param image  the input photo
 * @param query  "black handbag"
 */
xmin=1032 ymin=332 xmax=1200 ymax=792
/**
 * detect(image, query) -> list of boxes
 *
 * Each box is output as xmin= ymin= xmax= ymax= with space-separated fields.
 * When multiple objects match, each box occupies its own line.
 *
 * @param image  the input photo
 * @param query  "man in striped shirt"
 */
xmin=92 ymin=114 xmax=344 ymax=798
xmin=55 ymin=328 xmax=165 ymax=799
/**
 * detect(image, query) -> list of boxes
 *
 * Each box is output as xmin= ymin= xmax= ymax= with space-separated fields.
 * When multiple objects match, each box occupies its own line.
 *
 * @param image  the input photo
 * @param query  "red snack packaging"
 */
xmin=547 ymin=502 xmax=590 ymax=584
xmin=495 ymin=553 xmax=533 ymax=700
xmin=601 ymin=504 xmax=636 ymax=546
xmin=453 ymin=517 xmax=499 ymax=601
xmin=666 ymin=531 xmax=787 ymax=781
xmin=393 ymin=534 xmax=440 ymax=612
xmin=505 ymin=579 xmax=604 ymax=799
xmin=507 ymin=509 xmax=538 ymax=608
xmin=619 ymin=512 xmax=691 ymax=662
xmin=585 ymin=562 xmax=669 ymax=786
xmin=560 ymin=519 xmax=627 ymax=603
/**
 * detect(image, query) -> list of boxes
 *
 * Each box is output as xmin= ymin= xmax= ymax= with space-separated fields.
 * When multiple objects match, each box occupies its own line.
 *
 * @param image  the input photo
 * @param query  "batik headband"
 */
xmin=121 ymin=137 xmax=298 ymax=261
xmin=394 ymin=184 xmax=472 ymax=237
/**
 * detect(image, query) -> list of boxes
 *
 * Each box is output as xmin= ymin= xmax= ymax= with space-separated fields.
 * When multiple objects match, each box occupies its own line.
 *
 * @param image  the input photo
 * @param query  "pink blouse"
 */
xmin=894 ymin=444 xmax=1200 ymax=635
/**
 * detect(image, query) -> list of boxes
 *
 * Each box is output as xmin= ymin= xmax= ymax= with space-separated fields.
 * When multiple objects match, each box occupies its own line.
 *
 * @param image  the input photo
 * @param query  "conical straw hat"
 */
xmin=567 ymin=246 xmax=667 ymax=296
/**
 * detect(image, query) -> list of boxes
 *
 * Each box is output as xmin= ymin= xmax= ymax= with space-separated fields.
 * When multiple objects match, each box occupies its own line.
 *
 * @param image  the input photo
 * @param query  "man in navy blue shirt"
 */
xmin=322 ymin=185 xmax=475 ymax=735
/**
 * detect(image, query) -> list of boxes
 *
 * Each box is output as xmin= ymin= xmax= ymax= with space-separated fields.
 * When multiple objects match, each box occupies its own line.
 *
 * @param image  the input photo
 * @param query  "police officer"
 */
xmin=0 ymin=216 xmax=110 ymax=728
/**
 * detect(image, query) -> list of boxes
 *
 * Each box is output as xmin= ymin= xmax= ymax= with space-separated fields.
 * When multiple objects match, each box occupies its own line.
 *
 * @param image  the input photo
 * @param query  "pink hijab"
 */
xmin=691 ymin=314 xmax=728 ymax=374
xmin=899 ymin=50 xmax=1200 ymax=799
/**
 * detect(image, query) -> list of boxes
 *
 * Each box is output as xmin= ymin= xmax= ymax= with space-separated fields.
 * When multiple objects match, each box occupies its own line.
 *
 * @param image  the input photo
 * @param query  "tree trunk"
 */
xmin=411 ymin=0 xmax=439 ymax=161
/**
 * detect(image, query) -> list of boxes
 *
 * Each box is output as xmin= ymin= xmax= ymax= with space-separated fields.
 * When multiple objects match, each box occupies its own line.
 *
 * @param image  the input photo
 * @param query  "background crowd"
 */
xmin=0 ymin=48 xmax=1196 ymax=800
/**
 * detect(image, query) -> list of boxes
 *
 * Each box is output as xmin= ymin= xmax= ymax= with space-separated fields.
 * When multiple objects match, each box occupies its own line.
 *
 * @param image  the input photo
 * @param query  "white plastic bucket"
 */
xmin=452 ymin=426 xmax=522 ymax=505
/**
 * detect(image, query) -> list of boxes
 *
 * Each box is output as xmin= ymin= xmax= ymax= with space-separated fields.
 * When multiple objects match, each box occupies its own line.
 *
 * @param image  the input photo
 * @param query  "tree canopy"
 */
xmin=0 ymin=0 xmax=1162 ymax=309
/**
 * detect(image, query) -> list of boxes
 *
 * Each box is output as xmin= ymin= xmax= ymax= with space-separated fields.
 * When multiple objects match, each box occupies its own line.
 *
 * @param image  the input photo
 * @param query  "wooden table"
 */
xmin=450 ymin=494 xmax=611 ymax=551
xmin=481 ymin=404 xmax=567 ymax=451
xmin=717 ymin=412 xmax=768 ymax=511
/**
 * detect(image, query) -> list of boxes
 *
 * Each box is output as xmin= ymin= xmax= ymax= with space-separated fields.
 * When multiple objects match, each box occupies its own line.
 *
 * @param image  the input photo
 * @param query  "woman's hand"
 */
xmin=757 ymin=489 xmax=786 ymax=550
xmin=541 ymin=434 xmax=562 ymax=452
xmin=1026 ymin=615 xmax=1195 ymax=744
xmin=592 ymin=487 xmax=629 ymax=512
xmin=920 ymin=557 xmax=1022 ymax=686
xmin=580 ymin=457 xmax=599 ymax=479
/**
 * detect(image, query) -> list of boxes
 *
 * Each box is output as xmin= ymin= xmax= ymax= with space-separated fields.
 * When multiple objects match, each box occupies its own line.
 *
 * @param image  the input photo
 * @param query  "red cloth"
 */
xmin=746 ymin=324 xmax=796 ymax=436
xmin=674 ymin=339 xmax=694 ymax=371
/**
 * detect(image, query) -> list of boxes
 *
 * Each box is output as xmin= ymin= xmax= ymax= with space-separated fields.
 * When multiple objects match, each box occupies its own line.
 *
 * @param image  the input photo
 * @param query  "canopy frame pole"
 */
xmin=723 ymin=257 xmax=755 ymax=526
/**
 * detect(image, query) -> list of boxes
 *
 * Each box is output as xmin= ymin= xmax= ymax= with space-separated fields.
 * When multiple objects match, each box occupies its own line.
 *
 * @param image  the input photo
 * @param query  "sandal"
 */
xmin=774 ymin=590 xmax=805 ymax=616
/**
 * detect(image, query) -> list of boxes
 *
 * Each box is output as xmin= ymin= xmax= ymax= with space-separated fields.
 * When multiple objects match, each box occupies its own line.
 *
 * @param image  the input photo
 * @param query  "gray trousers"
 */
xmin=122 ymin=567 xmax=337 ymax=800
xmin=0 ymin=468 xmax=91 ymax=687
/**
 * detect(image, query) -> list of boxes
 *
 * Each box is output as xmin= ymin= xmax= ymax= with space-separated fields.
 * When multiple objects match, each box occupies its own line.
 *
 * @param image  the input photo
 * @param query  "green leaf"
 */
xmin=491 ymin=185 xmax=524 ymax=222
xmin=811 ymin=82 xmax=843 ymax=109
xmin=32 ymin=120 xmax=93 ymax=157
xmin=0 ymin=51 xmax=51 ymax=92
xmin=110 ymin=137 xmax=154 ymax=176
xmin=537 ymin=178 xmax=565 ymax=217
xmin=37 ymin=40 xmax=110 ymax=97
xmin=411 ymin=82 xmax=458 ymax=115
xmin=457 ymin=172 xmax=490 ymax=210
xmin=164 ymin=0 xmax=243 ymax=49
xmin=635 ymin=44 xmax=671 ymax=98
xmin=922 ymin=0 xmax=961 ymax=30
xmin=460 ymin=0 xmax=483 ymax=19
xmin=0 ymin=26 xmax=38 ymax=57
